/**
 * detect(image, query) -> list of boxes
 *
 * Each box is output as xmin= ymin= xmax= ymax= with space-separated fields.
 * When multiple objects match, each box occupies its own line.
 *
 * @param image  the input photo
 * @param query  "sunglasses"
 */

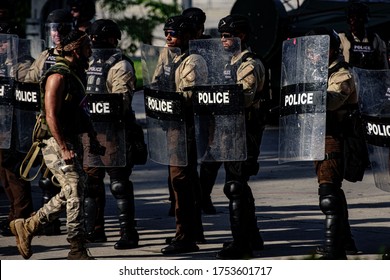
xmin=220 ymin=33 xmax=234 ymax=39
xmin=165 ymin=30 xmax=179 ymax=37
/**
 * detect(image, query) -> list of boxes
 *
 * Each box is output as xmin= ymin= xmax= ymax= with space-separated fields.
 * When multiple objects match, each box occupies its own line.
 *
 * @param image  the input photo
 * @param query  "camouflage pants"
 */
xmin=38 ymin=137 xmax=87 ymax=240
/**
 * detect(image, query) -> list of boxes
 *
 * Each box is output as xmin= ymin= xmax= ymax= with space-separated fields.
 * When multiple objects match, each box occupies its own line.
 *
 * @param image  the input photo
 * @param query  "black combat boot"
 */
xmin=338 ymin=189 xmax=359 ymax=254
xmin=111 ymin=181 xmax=139 ymax=250
xmin=318 ymin=184 xmax=347 ymax=260
xmin=316 ymin=188 xmax=358 ymax=255
xmin=216 ymin=181 xmax=253 ymax=259
xmin=222 ymin=186 xmax=264 ymax=251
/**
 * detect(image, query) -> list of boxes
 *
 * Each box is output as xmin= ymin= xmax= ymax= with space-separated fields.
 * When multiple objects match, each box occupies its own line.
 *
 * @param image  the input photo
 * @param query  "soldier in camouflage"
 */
xmin=10 ymin=29 xmax=94 ymax=260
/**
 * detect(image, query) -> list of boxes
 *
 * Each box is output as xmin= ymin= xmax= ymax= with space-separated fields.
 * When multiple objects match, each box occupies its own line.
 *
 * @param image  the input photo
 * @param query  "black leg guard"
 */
xmin=247 ymin=186 xmax=264 ymax=250
xmin=216 ymin=181 xmax=253 ymax=259
xmin=337 ymin=188 xmax=358 ymax=254
xmin=84 ymin=196 xmax=97 ymax=239
xmin=110 ymin=180 xmax=139 ymax=249
xmin=318 ymin=183 xmax=347 ymax=259
xmin=84 ymin=180 xmax=106 ymax=242
xmin=199 ymin=162 xmax=220 ymax=214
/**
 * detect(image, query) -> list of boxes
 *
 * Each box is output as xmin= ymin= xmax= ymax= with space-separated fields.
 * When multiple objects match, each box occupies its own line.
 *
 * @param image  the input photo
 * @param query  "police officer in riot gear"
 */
xmin=339 ymin=2 xmax=388 ymax=69
xmin=156 ymin=15 xmax=206 ymax=255
xmin=83 ymin=19 xmax=139 ymax=249
xmin=0 ymin=21 xmax=34 ymax=236
xmin=164 ymin=7 xmax=213 ymax=217
xmin=25 ymin=9 xmax=73 ymax=82
xmin=340 ymin=2 xmax=389 ymax=261
xmin=306 ymin=27 xmax=363 ymax=259
xmin=24 ymin=9 xmax=73 ymax=235
xmin=207 ymin=14 xmax=266 ymax=259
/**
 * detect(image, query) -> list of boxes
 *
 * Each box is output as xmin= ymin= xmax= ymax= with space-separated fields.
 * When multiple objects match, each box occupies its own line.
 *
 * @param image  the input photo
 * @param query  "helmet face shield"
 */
xmin=45 ymin=22 xmax=73 ymax=48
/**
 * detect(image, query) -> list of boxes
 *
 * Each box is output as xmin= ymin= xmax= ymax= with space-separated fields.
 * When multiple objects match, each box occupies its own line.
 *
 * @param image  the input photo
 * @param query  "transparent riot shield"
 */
xmin=0 ymin=34 xmax=17 ymax=149
xmin=189 ymin=38 xmax=246 ymax=162
xmin=354 ymin=68 xmax=390 ymax=192
xmin=14 ymin=38 xmax=45 ymax=153
xmin=141 ymin=44 xmax=187 ymax=166
xmin=278 ymin=35 xmax=329 ymax=163
xmin=83 ymin=48 xmax=127 ymax=167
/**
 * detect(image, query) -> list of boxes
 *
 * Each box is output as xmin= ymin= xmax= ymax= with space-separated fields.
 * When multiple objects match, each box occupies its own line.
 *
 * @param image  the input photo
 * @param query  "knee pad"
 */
xmin=39 ymin=177 xmax=54 ymax=191
xmin=110 ymin=180 xmax=133 ymax=199
xmin=223 ymin=181 xmax=244 ymax=199
xmin=319 ymin=183 xmax=342 ymax=215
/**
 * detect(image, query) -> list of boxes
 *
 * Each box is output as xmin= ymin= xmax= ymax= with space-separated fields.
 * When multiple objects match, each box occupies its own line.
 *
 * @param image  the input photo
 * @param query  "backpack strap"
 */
xmin=19 ymin=141 xmax=45 ymax=181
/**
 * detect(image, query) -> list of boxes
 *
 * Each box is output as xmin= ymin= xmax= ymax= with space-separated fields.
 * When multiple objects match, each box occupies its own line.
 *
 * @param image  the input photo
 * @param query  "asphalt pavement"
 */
xmin=1 ymin=91 xmax=390 ymax=260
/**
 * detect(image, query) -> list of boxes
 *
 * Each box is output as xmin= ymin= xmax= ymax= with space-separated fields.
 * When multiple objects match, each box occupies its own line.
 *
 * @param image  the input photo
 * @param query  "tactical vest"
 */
xmin=40 ymin=57 xmax=90 ymax=138
xmin=86 ymin=51 xmax=136 ymax=94
xmin=347 ymin=32 xmax=382 ymax=69
xmin=43 ymin=48 xmax=59 ymax=74
xmin=224 ymin=51 xmax=270 ymax=103
xmin=157 ymin=50 xmax=187 ymax=92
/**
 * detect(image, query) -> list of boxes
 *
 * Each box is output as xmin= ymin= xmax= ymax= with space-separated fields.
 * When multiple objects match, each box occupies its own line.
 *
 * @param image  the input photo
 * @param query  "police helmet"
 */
xmin=218 ymin=14 xmax=251 ymax=35
xmin=346 ymin=2 xmax=369 ymax=22
xmin=67 ymin=0 xmax=96 ymax=22
xmin=89 ymin=19 xmax=121 ymax=41
xmin=163 ymin=15 xmax=195 ymax=36
xmin=46 ymin=9 xmax=73 ymax=24
xmin=45 ymin=9 xmax=73 ymax=48
xmin=182 ymin=7 xmax=206 ymax=29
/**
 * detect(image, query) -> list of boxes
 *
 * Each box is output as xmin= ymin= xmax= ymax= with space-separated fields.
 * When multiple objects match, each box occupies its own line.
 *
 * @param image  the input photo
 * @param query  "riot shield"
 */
xmin=0 ymin=34 xmax=17 ymax=149
xmin=14 ymin=38 xmax=45 ymax=153
xmin=189 ymin=38 xmax=247 ymax=162
xmin=141 ymin=44 xmax=187 ymax=166
xmin=353 ymin=68 xmax=390 ymax=192
xmin=278 ymin=35 xmax=329 ymax=163
xmin=83 ymin=48 xmax=127 ymax=167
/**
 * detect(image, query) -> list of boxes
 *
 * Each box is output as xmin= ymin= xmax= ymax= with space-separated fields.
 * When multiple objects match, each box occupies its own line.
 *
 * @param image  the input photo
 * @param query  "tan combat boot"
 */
xmin=67 ymin=237 xmax=95 ymax=260
xmin=9 ymin=214 xmax=41 ymax=259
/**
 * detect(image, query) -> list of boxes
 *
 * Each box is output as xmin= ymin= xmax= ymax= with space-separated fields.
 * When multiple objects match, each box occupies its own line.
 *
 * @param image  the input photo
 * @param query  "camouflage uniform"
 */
xmin=34 ymin=56 xmax=91 ymax=240
xmin=39 ymin=137 xmax=86 ymax=239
